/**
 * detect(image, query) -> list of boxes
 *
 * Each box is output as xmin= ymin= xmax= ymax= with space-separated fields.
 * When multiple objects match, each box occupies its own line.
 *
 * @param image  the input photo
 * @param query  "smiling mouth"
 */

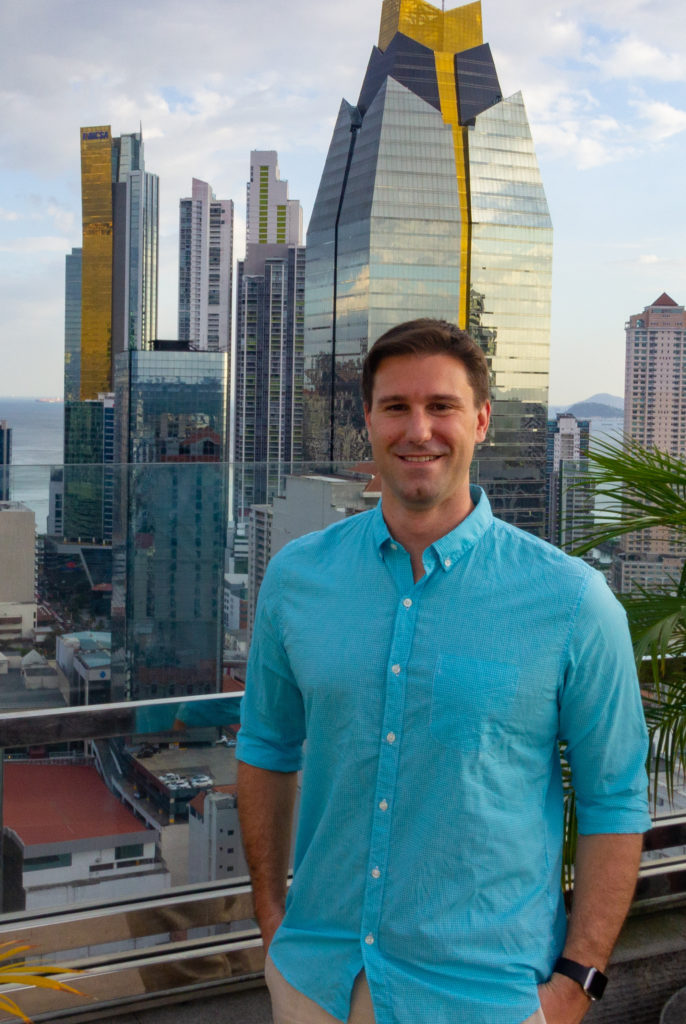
xmin=398 ymin=454 xmax=441 ymax=463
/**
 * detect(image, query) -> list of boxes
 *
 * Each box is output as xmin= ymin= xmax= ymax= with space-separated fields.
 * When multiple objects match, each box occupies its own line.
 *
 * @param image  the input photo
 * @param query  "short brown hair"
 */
xmin=361 ymin=318 xmax=490 ymax=408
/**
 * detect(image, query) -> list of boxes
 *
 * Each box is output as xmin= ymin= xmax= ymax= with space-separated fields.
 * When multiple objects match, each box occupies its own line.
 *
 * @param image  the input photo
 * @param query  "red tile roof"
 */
xmin=652 ymin=292 xmax=679 ymax=307
xmin=4 ymin=764 xmax=149 ymax=848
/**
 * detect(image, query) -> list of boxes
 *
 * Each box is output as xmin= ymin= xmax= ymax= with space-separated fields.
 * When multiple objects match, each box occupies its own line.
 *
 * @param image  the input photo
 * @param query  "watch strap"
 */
xmin=553 ymin=956 xmax=608 ymax=1001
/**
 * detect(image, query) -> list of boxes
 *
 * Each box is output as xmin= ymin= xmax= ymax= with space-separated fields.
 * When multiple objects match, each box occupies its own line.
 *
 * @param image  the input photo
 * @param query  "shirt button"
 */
xmin=365 ymin=934 xmax=375 ymax=945
xmin=402 ymin=598 xmax=412 ymax=608
xmin=371 ymin=867 xmax=381 ymax=879
xmin=386 ymin=732 xmax=396 ymax=744
xmin=444 ymin=557 xmax=452 ymax=568
xmin=379 ymin=799 xmax=388 ymax=811
xmin=390 ymin=543 xmax=397 ymax=550
xmin=391 ymin=664 xmax=401 ymax=675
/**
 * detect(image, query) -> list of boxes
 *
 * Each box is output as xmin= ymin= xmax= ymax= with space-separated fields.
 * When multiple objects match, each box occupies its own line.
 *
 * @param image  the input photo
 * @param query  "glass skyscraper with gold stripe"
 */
xmin=304 ymin=0 xmax=552 ymax=534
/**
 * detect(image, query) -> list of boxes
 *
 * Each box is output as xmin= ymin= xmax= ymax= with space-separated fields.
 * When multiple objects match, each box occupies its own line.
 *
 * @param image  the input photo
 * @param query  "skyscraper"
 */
xmin=545 ymin=414 xmax=591 ymax=551
xmin=304 ymin=0 xmax=552 ymax=533
xmin=61 ymin=127 xmax=159 ymax=544
xmin=625 ymin=293 xmax=686 ymax=462
xmin=64 ymin=248 xmax=82 ymax=403
xmin=622 ymin=292 xmax=686 ymax=562
xmin=78 ymin=125 xmax=159 ymax=400
xmin=111 ymin=344 xmax=229 ymax=701
xmin=178 ymin=179 xmax=234 ymax=352
xmin=234 ymin=152 xmax=305 ymax=518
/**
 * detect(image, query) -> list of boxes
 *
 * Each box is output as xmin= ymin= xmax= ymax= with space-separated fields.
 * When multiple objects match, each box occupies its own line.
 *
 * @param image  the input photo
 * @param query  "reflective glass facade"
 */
xmin=468 ymin=94 xmax=552 ymax=532
xmin=235 ymin=246 xmax=305 ymax=517
xmin=63 ymin=397 xmax=114 ymax=544
xmin=112 ymin=350 xmax=229 ymax=701
xmin=64 ymin=247 xmax=82 ymax=402
xmin=79 ymin=125 xmax=159 ymax=400
xmin=304 ymin=0 xmax=552 ymax=532
xmin=80 ymin=126 xmax=114 ymax=400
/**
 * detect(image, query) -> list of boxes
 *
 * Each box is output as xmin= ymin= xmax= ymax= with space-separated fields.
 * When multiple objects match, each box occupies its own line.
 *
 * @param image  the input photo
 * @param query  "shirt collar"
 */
xmin=372 ymin=486 xmax=493 ymax=571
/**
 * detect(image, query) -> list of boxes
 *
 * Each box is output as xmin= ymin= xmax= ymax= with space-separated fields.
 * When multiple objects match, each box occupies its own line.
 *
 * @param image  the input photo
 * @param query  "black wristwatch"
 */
xmin=553 ymin=956 xmax=608 ymax=1001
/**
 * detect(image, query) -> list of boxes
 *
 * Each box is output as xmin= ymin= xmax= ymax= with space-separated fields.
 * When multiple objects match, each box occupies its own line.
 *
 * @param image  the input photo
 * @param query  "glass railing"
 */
xmin=0 ymin=459 xmax=378 ymax=1020
xmin=0 ymin=460 xmax=681 ymax=1020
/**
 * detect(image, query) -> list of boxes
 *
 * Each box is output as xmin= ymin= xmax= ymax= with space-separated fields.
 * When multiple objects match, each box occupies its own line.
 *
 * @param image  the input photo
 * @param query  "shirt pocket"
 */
xmin=430 ymin=655 xmax=520 ymax=752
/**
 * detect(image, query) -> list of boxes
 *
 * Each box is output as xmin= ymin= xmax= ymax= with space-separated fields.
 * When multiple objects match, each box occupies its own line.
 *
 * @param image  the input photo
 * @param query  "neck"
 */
xmin=383 ymin=492 xmax=475 ymax=582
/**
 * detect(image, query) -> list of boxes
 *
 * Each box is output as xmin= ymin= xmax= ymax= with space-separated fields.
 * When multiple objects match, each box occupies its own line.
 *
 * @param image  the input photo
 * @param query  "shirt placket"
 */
xmin=361 ymin=550 xmax=427 ymax=964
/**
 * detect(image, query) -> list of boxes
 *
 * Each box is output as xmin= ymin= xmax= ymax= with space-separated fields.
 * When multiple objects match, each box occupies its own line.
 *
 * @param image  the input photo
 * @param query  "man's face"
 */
xmin=364 ymin=352 xmax=490 ymax=519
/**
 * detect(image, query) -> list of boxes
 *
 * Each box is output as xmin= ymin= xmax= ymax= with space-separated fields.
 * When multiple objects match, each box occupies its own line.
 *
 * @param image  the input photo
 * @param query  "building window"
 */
xmin=115 ymin=844 xmax=144 ymax=860
xmin=24 ymin=853 xmax=72 ymax=871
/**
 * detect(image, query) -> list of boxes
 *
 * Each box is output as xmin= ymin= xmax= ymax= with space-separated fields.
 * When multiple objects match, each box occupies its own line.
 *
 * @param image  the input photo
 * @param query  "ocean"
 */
xmin=0 ymin=397 xmax=64 ymax=531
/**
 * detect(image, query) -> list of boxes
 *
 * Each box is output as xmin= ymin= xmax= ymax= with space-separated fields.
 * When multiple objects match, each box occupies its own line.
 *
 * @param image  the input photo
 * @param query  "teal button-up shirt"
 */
xmin=237 ymin=488 xmax=650 ymax=1024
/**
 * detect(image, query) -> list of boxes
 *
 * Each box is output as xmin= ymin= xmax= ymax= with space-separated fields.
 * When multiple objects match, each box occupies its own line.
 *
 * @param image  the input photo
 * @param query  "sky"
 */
xmin=2 ymin=0 xmax=686 ymax=404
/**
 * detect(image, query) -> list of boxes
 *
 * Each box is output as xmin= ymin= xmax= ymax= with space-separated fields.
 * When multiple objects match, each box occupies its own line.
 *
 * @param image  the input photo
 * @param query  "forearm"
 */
xmin=539 ymin=832 xmax=643 ymax=1023
xmin=237 ymin=761 xmax=298 ymax=950
xmin=563 ymin=831 xmax=643 ymax=967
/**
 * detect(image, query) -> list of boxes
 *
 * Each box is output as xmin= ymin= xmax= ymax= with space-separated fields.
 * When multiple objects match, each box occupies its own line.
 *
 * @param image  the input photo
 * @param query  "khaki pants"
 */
xmin=265 ymin=954 xmax=547 ymax=1024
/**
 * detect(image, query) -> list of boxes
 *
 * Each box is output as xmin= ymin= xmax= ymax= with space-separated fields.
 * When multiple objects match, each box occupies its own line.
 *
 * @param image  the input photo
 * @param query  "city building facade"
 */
xmin=4 ymin=763 xmax=166 ymax=910
xmin=62 ymin=395 xmax=115 ymax=544
xmin=79 ymin=125 xmax=159 ymax=400
xmin=111 ymin=344 xmax=229 ymax=701
xmin=623 ymin=292 xmax=686 ymax=562
xmin=178 ymin=178 xmax=234 ymax=353
xmin=0 ymin=419 xmax=11 ymax=502
xmin=234 ymin=152 xmax=305 ymax=518
xmin=64 ymin=248 xmax=82 ymax=403
xmin=0 ymin=501 xmax=36 ymax=642
xmin=545 ymin=413 xmax=590 ymax=547
xmin=60 ymin=127 xmax=159 ymax=545
xmin=304 ymin=0 xmax=552 ymax=534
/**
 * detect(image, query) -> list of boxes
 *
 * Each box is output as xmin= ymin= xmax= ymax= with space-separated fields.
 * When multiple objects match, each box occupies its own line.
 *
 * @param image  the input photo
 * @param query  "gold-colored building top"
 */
xmin=80 ymin=126 xmax=113 ymax=400
xmin=378 ymin=0 xmax=482 ymax=54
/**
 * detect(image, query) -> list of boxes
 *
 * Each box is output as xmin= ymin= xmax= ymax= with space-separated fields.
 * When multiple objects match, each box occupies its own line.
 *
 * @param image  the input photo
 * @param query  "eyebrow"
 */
xmin=376 ymin=393 xmax=465 ymax=405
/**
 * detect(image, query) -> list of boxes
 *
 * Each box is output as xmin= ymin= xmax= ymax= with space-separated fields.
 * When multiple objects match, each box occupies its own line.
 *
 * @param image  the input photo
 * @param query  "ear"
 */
xmin=475 ymin=400 xmax=490 ymax=442
xmin=364 ymin=403 xmax=371 ymax=433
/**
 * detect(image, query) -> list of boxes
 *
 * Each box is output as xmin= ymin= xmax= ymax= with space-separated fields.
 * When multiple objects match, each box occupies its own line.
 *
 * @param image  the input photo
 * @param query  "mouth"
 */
xmin=397 ymin=454 xmax=441 ymax=463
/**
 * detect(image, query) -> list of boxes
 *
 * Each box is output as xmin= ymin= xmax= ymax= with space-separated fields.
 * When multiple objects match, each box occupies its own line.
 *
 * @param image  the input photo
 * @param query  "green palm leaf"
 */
xmin=572 ymin=436 xmax=686 ymax=555
xmin=562 ymin=437 xmax=686 ymax=872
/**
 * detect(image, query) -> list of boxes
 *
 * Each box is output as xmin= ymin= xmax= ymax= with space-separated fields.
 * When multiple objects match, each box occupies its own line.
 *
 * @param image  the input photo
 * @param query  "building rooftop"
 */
xmin=4 ymin=764 xmax=149 ymax=847
xmin=62 ymin=630 xmax=111 ymax=651
xmin=652 ymin=292 xmax=679 ymax=307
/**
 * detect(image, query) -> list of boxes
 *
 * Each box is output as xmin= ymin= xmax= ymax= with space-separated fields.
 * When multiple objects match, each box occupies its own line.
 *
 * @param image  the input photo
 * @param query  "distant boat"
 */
xmin=35 ymin=398 xmax=63 ymax=404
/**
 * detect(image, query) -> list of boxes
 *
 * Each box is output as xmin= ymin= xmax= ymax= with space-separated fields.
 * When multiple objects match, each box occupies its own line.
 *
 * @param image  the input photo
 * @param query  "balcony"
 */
xmin=0 ymin=461 xmax=685 ymax=1023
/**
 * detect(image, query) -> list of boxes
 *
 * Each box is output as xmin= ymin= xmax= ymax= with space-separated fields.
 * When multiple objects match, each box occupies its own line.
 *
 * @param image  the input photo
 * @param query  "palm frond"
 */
xmin=644 ymin=673 xmax=686 ymax=807
xmin=572 ymin=437 xmax=686 ymax=555
xmin=0 ymin=941 xmax=84 ymax=1023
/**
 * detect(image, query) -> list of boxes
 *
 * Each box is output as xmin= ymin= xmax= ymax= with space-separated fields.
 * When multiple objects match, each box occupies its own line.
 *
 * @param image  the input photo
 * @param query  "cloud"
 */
xmin=0 ymin=208 xmax=21 ymax=221
xmin=588 ymin=37 xmax=686 ymax=82
xmin=0 ymin=235 xmax=72 ymax=254
xmin=631 ymin=99 xmax=686 ymax=140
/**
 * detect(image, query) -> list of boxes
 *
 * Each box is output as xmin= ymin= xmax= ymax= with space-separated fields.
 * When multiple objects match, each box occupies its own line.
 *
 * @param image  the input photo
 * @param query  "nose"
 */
xmin=405 ymin=406 xmax=432 ymax=444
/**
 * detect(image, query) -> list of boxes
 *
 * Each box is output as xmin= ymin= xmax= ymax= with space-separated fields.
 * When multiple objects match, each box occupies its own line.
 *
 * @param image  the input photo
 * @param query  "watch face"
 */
xmin=586 ymin=968 xmax=608 ymax=1000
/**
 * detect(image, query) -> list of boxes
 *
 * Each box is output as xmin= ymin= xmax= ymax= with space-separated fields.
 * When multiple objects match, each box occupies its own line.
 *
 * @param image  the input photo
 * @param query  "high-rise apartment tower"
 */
xmin=623 ymin=292 xmax=686 ymax=561
xmin=234 ymin=152 xmax=305 ymax=518
xmin=178 ymin=179 xmax=234 ymax=352
xmin=304 ymin=0 xmax=552 ymax=533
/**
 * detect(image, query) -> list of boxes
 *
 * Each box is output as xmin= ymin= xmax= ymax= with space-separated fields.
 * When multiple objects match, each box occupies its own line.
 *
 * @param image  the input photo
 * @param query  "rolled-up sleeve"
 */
xmin=559 ymin=570 xmax=652 ymax=836
xmin=236 ymin=558 xmax=306 ymax=773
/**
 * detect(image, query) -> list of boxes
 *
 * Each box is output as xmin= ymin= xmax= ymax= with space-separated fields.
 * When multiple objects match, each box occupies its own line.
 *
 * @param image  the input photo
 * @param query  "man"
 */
xmin=237 ymin=319 xmax=650 ymax=1024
